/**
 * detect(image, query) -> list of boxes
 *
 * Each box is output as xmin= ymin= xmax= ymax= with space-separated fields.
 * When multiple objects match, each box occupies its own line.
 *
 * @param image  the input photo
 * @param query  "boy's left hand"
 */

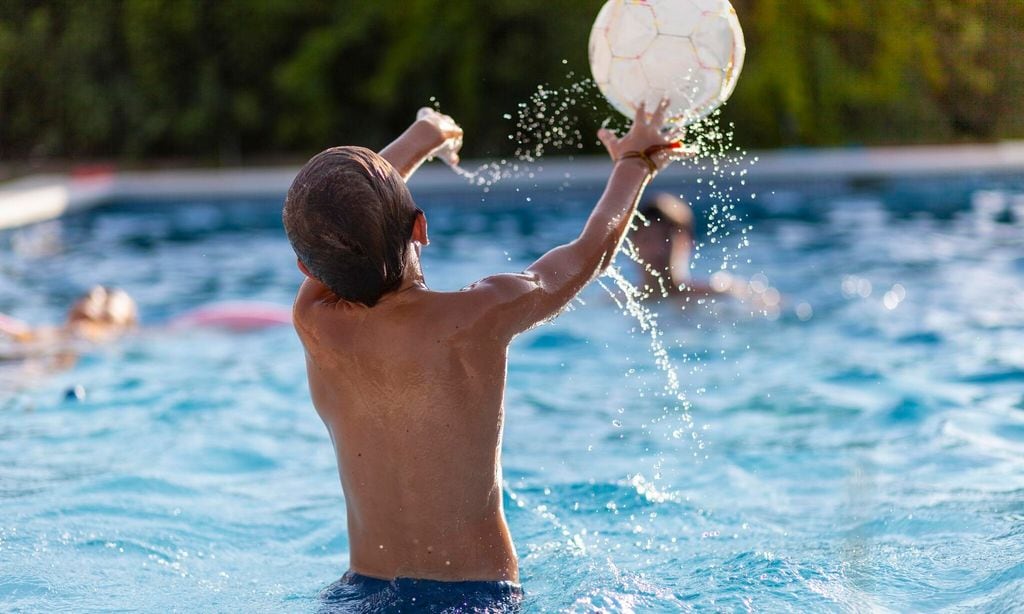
xmin=415 ymin=107 xmax=464 ymax=165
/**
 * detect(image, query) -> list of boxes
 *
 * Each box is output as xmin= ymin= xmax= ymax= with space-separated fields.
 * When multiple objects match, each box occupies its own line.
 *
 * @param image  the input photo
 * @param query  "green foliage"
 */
xmin=0 ymin=0 xmax=1020 ymax=162
xmin=725 ymin=0 xmax=1024 ymax=146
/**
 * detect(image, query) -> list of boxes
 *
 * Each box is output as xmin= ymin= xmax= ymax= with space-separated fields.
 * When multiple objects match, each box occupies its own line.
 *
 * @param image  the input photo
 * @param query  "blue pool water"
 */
xmin=1 ymin=176 xmax=1023 ymax=612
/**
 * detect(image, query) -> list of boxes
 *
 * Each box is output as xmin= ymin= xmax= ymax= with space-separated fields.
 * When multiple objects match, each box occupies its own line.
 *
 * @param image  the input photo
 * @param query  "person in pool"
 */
xmin=0 ymin=285 xmax=292 ymax=365
xmin=632 ymin=192 xmax=735 ymax=297
xmin=0 ymin=285 xmax=139 ymax=347
xmin=632 ymin=192 xmax=781 ymax=309
xmin=283 ymin=102 xmax=687 ymax=611
xmin=0 ymin=285 xmax=139 ymax=375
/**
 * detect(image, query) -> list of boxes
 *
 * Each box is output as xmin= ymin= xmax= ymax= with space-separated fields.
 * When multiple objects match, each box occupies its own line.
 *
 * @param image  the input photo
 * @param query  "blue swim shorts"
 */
xmin=319 ymin=570 xmax=524 ymax=613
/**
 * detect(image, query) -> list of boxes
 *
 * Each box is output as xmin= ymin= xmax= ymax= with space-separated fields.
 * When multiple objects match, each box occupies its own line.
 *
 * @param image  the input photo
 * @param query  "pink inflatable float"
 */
xmin=170 ymin=302 xmax=292 ymax=332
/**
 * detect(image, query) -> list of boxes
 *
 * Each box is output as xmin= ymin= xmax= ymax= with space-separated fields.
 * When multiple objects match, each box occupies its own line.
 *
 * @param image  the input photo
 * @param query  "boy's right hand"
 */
xmin=380 ymin=108 xmax=464 ymax=180
xmin=598 ymin=100 xmax=688 ymax=175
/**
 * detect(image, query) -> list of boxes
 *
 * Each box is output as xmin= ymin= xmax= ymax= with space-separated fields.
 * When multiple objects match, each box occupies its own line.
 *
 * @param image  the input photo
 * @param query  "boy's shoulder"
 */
xmin=292 ymin=279 xmax=332 ymax=322
xmin=296 ymin=273 xmax=541 ymax=315
xmin=460 ymin=273 xmax=543 ymax=303
xmin=295 ymin=275 xmax=542 ymax=347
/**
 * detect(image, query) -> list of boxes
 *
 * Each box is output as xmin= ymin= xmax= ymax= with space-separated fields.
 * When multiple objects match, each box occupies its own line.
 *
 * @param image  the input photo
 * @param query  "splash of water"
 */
xmin=435 ymin=76 xmax=761 ymax=547
xmin=425 ymin=76 xmax=597 ymax=188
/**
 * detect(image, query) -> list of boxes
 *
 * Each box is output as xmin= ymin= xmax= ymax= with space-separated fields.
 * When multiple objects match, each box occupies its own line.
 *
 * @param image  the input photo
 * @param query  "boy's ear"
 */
xmin=412 ymin=210 xmax=429 ymax=246
xmin=297 ymin=258 xmax=312 ymax=277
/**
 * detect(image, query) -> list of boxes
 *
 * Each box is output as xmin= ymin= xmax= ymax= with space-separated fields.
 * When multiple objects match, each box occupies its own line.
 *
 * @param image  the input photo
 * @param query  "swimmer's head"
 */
xmin=65 ymin=286 xmax=139 ymax=340
xmin=634 ymin=193 xmax=695 ymax=278
xmin=283 ymin=146 xmax=426 ymax=307
xmin=638 ymin=193 xmax=694 ymax=239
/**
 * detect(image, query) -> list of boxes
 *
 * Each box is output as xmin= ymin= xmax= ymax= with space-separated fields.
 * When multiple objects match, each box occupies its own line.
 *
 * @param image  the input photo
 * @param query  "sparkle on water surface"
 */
xmin=2 ymin=173 xmax=1023 ymax=611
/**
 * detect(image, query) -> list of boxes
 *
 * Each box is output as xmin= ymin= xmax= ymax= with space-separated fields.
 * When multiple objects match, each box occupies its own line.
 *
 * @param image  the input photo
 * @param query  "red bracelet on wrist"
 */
xmin=617 ymin=142 xmax=684 ymax=174
xmin=618 ymin=150 xmax=658 ymax=174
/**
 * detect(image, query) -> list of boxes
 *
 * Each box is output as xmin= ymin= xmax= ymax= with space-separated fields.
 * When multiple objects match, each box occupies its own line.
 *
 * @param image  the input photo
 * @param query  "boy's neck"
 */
xmin=383 ymin=254 xmax=427 ymax=299
xmin=402 ymin=253 xmax=425 ymax=289
xmin=305 ymin=250 xmax=427 ymax=306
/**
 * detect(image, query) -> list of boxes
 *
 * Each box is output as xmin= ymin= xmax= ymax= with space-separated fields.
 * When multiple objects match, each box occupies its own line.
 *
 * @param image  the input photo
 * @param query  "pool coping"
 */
xmin=2 ymin=142 xmax=1023 ymax=230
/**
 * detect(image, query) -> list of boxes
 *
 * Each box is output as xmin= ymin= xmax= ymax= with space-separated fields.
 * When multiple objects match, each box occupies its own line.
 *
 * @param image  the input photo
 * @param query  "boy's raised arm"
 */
xmin=469 ymin=101 xmax=687 ymax=337
xmin=379 ymin=108 xmax=463 ymax=181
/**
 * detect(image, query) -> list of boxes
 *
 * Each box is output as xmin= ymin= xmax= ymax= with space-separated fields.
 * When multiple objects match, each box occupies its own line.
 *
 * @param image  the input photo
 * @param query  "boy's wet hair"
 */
xmin=283 ymin=146 xmax=419 ymax=306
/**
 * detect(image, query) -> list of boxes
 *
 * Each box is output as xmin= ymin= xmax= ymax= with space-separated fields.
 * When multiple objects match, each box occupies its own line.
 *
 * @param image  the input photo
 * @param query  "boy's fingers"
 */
xmin=652 ymin=97 xmax=670 ymax=125
xmin=634 ymin=101 xmax=648 ymax=125
xmin=597 ymin=128 xmax=618 ymax=150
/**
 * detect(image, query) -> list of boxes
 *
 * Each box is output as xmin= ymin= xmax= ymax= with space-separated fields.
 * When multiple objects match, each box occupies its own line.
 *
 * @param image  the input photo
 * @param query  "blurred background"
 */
xmin=0 ymin=0 xmax=1022 ymax=171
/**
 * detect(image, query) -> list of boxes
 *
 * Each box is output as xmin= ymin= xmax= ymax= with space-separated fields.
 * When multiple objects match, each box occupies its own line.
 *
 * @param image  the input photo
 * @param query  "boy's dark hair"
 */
xmin=283 ymin=146 xmax=419 ymax=306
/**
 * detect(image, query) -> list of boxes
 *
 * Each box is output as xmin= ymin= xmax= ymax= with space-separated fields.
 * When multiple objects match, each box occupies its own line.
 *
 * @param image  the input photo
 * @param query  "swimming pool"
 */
xmin=1 ymin=175 xmax=1023 ymax=611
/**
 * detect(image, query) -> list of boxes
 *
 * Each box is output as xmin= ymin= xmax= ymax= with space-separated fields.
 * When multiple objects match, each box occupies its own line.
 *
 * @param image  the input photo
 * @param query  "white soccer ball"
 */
xmin=589 ymin=0 xmax=746 ymax=125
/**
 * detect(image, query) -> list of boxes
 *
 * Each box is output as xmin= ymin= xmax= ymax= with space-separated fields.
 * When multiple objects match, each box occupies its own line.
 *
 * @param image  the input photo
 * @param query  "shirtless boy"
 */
xmin=284 ymin=102 xmax=684 ymax=610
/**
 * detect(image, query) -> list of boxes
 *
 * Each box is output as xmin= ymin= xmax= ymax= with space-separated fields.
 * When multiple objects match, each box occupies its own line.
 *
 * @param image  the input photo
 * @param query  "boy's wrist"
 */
xmin=614 ymin=156 xmax=656 ymax=179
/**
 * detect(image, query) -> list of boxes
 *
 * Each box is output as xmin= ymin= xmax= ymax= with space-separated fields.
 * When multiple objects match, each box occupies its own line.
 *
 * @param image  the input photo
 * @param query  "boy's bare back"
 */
xmin=294 ymin=280 xmax=521 ymax=581
xmin=285 ymin=102 xmax=684 ymax=589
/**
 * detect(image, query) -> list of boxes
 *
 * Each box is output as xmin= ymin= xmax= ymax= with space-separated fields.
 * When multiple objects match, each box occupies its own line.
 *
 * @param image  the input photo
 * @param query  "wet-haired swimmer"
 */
xmin=633 ymin=192 xmax=740 ymax=297
xmin=0 ymin=285 xmax=139 ymax=347
xmin=0 ymin=287 xmax=291 ymax=366
xmin=633 ymin=192 xmax=781 ymax=309
xmin=0 ymin=285 xmax=139 ymax=375
xmin=64 ymin=285 xmax=140 ymax=342
xmin=285 ymin=102 xmax=687 ymax=611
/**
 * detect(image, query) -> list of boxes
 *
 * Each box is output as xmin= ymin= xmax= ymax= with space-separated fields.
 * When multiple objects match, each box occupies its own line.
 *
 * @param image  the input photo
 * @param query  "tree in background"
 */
xmin=728 ymin=0 xmax=1024 ymax=146
xmin=0 ymin=0 xmax=1020 ymax=164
